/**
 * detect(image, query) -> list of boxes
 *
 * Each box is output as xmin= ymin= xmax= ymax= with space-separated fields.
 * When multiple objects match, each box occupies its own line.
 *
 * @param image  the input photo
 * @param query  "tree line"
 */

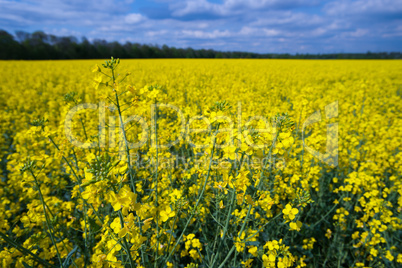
xmin=1 ymin=29 xmax=401 ymax=60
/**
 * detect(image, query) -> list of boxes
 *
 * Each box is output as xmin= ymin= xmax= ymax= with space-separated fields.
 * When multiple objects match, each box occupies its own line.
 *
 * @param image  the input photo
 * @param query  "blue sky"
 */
xmin=0 ymin=0 xmax=401 ymax=53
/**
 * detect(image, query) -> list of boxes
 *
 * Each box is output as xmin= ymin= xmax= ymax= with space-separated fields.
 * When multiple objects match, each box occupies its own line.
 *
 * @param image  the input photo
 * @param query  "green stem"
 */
xmin=111 ymin=65 xmax=145 ymax=266
xmin=153 ymin=101 xmax=160 ymax=268
xmin=114 ymin=90 xmax=136 ymax=193
xmin=0 ymin=231 xmax=57 ymax=268
xmin=29 ymin=170 xmax=63 ymax=267
xmin=217 ymin=246 xmax=236 ymax=268
xmin=166 ymin=131 xmax=218 ymax=261
xmin=118 ymin=211 xmax=135 ymax=267
xmin=211 ymin=155 xmax=245 ymax=267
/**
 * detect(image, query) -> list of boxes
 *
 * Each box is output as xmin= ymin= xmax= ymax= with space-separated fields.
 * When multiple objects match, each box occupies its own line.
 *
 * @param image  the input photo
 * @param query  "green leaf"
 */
xmin=22 ymin=262 xmax=33 ymax=268
xmin=62 ymin=245 xmax=79 ymax=267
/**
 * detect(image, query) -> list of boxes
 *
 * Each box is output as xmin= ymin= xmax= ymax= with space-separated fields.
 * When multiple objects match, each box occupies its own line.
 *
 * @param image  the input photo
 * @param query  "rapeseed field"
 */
xmin=0 ymin=58 xmax=401 ymax=267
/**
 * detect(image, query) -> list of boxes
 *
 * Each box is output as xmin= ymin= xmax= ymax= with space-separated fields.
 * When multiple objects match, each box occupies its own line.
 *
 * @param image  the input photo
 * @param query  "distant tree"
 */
xmin=0 ymin=29 xmax=400 ymax=60
xmin=15 ymin=31 xmax=30 ymax=43
xmin=0 ymin=30 xmax=21 ymax=59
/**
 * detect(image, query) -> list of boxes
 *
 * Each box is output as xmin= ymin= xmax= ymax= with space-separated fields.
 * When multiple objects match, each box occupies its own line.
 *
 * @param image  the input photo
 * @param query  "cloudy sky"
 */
xmin=0 ymin=0 xmax=401 ymax=53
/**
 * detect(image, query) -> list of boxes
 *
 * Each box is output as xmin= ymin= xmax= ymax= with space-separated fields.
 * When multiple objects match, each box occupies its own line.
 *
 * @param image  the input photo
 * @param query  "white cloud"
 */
xmin=0 ymin=0 xmax=400 ymax=53
xmin=146 ymin=30 xmax=168 ymax=37
xmin=125 ymin=13 xmax=146 ymax=24
xmin=251 ymin=12 xmax=324 ymax=27
xmin=170 ymin=0 xmax=317 ymax=17
xmin=325 ymin=0 xmax=402 ymax=16
xmin=239 ymin=26 xmax=280 ymax=37
xmin=348 ymin=29 xmax=369 ymax=38
xmin=171 ymin=0 xmax=221 ymax=17
xmin=223 ymin=0 xmax=314 ymax=9
xmin=181 ymin=29 xmax=232 ymax=39
xmin=263 ymin=28 xmax=280 ymax=36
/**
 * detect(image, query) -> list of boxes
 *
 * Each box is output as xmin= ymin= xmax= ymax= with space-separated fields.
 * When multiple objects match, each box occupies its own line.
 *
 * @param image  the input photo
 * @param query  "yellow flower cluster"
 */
xmin=0 ymin=59 xmax=401 ymax=267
